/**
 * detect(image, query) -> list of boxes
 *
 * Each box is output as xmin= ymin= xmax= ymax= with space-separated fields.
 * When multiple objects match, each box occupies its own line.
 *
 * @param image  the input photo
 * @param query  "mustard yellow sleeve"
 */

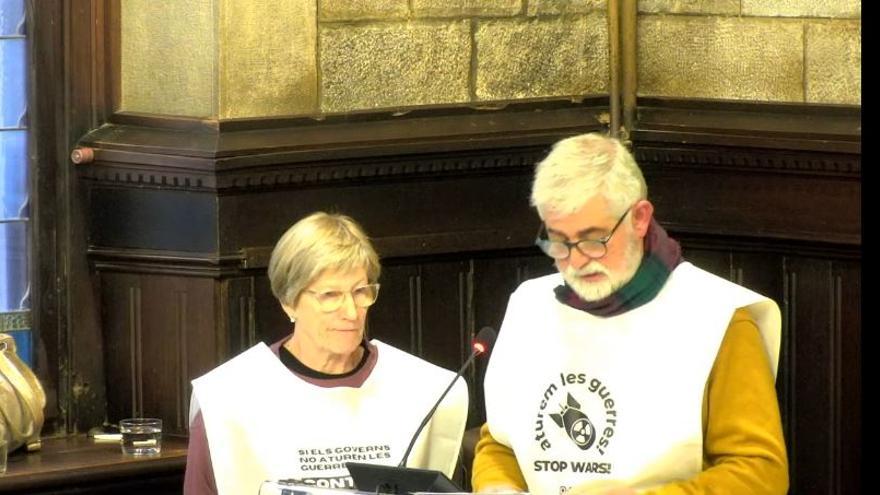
xmin=472 ymin=422 xmax=529 ymax=492
xmin=645 ymin=308 xmax=789 ymax=495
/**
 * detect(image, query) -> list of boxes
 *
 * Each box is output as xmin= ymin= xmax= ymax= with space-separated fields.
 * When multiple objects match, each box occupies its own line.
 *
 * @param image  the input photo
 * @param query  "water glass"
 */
xmin=119 ymin=418 xmax=162 ymax=456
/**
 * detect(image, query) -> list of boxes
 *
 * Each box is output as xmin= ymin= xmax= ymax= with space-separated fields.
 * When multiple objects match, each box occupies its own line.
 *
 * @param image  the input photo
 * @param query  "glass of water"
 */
xmin=119 ymin=418 xmax=162 ymax=456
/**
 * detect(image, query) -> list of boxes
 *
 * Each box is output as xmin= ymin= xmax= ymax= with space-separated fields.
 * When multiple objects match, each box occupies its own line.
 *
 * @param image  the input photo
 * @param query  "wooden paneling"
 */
xmin=100 ymin=272 xmax=217 ymax=434
xmin=834 ymin=261 xmax=860 ymax=495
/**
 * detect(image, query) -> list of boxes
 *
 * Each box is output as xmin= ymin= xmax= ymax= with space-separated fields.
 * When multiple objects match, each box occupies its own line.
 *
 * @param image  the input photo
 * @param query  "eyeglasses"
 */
xmin=303 ymin=283 xmax=381 ymax=312
xmin=535 ymin=206 xmax=632 ymax=260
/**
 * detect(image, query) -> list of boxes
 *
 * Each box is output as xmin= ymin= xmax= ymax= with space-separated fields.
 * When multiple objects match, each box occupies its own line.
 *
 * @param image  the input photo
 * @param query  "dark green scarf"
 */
xmin=554 ymin=219 xmax=683 ymax=317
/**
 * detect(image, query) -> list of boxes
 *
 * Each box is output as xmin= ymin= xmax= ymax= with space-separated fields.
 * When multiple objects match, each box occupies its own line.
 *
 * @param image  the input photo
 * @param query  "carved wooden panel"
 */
xmin=100 ymin=272 xmax=217 ymax=434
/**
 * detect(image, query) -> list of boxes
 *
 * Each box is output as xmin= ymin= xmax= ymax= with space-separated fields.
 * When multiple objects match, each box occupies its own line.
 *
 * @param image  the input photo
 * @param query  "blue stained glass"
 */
xmin=6 ymin=328 xmax=32 ymax=367
xmin=0 ymin=130 xmax=27 ymax=218
xmin=0 ymin=0 xmax=25 ymax=36
xmin=0 ymin=220 xmax=28 ymax=311
xmin=0 ymin=38 xmax=26 ymax=128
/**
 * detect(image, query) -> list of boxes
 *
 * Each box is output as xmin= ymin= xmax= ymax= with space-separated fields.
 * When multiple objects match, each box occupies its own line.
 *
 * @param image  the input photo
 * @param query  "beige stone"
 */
xmin=320 ymin=0 xmax=409 ymax=21
xmin=806 ymin=22 xmax=861 ymax=105
xmin=413 ymin=0 xmax=521 ymax=17
xmin=475 ymin=15 xmax=608 ymax=101
xmin=527 ymin=0 xmax=606 ymax=15
xmin=320 ymin=21 xmax=471 ymax=113
xmin=638 ymin=16 xmax=804 ymax=102
xmin=219 ymin=0 xmax=317 ymax=118
xmin=120 ymin=0 xmax=216 ymax=117
xmin=638 ymin=0 xmax=739 ymax=15
xmin=743 ymin=0 xmax=860 ymax=18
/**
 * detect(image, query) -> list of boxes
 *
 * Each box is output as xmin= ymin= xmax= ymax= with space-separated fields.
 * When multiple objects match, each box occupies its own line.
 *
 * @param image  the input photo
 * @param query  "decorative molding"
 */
xmin=76 ymin=152 xmax=545 ymax=192
xmin=77 ymin=149 xmax=218 ymax=191
xmin=635 ymin=146 xmax=860 ymax=178
xmin=215 ymin=151 xmax=544 ymax=191
xmin=0 ymin=310 xmax=31 ymax=332
xmin=78 ymin=162 xmax=216 ymax=191
xmin=75 ymin=100 xmax=609 ymax=190
xmin=89 ymin=247 xmax=244 ymax=277
xmin=78 ymin=145 xmax=548 ymax=192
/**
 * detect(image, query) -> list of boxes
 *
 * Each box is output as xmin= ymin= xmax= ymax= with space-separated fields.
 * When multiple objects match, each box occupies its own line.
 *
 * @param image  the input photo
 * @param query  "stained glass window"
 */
xmin=0 ymin=0 xmax=31 ymax=365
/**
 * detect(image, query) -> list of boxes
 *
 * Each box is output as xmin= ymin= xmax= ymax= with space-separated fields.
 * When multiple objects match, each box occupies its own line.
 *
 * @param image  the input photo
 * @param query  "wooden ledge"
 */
xmin=0 ymin=435 xmax=188 ymax=494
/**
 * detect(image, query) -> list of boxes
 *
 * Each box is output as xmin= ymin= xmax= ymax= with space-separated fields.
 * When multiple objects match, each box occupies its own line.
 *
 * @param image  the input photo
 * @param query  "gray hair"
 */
xmin=268 ymin=212 xmax=381 ymax=307
xmin=530 ymin=133 xmax=647 ymax=218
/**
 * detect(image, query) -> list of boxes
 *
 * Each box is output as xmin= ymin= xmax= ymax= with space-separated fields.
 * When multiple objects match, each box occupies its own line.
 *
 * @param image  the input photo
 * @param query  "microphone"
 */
xmin=347 ymin=327 xmax=497 ymax=494
xmin=397 ymin=325 xmax=497 ymax=468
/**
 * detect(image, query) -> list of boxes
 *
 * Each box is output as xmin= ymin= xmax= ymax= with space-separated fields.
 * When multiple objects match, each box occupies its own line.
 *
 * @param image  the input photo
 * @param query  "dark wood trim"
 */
xmin=634 ymin=98 xmax=860 ymax=153
xmin=74 ymin=99 xmax=860 ymax=196
xmin=29 ymin=0 xmax=65 ymax=434
xmin=635 ymin=145 xmax=860 ymax=178
xmin=0 ymin=435 xmax=187 ymax=494
xmin=60 ymin=0 xmax=112 ymax=433
xmin=108 ymin=111 xmax=220 ymax=132
xmin=89 ymin=247 xmax=244 ymax=277
xmin=82 ymin=101 xmax=610 ymax=158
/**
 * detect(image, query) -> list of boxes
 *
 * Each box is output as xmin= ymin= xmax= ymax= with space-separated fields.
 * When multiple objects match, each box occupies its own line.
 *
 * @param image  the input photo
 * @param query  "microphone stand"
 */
xmin=397 ymin=347 xmax=482 ymax=468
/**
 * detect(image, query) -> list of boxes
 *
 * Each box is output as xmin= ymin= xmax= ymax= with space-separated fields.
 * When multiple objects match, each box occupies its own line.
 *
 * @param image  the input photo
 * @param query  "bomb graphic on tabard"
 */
xmin=550 ymin=393 xmax=596 ymax=450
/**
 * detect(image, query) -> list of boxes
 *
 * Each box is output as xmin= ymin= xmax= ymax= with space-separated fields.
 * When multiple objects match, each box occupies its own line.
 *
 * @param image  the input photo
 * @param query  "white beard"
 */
xmin=561 ymin=237 xmax=642 ymax=302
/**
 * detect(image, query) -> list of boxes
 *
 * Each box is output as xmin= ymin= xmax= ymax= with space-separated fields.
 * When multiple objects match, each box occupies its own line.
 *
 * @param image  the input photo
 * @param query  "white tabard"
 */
xmin=191 ymin=340 xmax=468 ymax=495
xmin=484 ymin=262 xmax=780 ymax=495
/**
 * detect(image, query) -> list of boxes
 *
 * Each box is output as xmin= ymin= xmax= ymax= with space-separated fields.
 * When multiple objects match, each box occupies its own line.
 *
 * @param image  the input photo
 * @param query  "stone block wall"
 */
xmin=118 ymin=0 xmax=859 ymax=119
xmin=316 ymin=1 xmax=612 ymax=114
xmin=119 ymin=0 xmax=608 ymax=118
xmin=638 ymin=0 xmax=860 ymax=104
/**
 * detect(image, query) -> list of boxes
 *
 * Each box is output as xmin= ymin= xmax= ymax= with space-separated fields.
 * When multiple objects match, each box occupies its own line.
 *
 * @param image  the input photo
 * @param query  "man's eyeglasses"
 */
xmin=304 ymin=283 xmax=381 ymax=312
xmin=535 ymin=206 xmax=632 ymax=260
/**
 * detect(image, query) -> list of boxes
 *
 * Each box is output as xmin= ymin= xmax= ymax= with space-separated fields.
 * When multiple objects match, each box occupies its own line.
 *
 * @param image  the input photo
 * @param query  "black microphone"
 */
xmin=397 ymin=325 xmax=497 ymax=468
xmin=346 ymin=327 xmax=497 ymax=494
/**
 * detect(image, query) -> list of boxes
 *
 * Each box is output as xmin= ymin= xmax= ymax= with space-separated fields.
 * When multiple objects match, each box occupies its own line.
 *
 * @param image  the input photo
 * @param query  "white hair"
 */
xmin=530 ymin=133 xmax=647 ymax=218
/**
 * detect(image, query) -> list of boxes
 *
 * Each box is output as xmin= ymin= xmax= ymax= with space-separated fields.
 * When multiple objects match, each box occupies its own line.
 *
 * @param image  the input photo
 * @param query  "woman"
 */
xmin=184 ymin=212 xmax=468 ymax=495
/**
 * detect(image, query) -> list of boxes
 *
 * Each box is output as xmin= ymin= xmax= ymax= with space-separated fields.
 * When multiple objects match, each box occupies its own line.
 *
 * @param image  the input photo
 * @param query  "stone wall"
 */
xmin=117 ymin=0 xmax=859 ymax=119
xmin=119 ymin=1 xmax=608 ymax=118
xmin=638 ymin=0 xmax=860 ymax=104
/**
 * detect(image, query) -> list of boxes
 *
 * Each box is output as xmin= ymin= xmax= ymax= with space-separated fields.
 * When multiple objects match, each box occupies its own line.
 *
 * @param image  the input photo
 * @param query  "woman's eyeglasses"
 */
xmin=304 ymin=283 xmax=381 ymax=312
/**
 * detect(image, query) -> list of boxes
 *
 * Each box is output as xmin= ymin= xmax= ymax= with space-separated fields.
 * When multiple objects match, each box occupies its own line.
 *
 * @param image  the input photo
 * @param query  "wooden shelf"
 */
xmin=0 ymin=435 xmax=188 ymax=494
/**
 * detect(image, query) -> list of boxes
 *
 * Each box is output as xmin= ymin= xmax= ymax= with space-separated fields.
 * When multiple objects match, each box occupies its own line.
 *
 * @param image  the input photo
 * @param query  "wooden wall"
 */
xmin=68 ymin=100 xmax=861 ymax=495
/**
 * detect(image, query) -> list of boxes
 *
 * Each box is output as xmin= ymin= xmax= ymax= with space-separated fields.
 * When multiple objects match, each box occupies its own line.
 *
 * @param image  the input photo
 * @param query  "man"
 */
xmin=473 ymin=133 xmax=788 ymax=495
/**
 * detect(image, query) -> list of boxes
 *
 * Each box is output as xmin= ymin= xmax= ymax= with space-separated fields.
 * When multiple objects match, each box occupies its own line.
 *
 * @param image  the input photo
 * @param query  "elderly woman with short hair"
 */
xmin=184 ymin=212 xmax=468 ymax=495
